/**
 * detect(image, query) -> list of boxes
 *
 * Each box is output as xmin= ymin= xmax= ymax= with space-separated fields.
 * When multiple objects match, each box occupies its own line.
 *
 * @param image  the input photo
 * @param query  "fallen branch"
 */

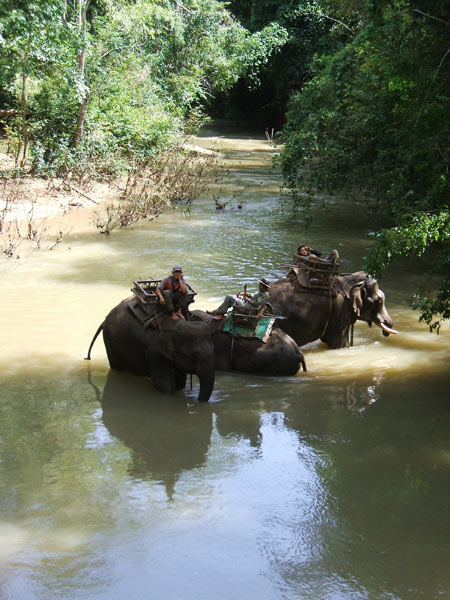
xmin=71 ymin=186 xmax=99 ymax=204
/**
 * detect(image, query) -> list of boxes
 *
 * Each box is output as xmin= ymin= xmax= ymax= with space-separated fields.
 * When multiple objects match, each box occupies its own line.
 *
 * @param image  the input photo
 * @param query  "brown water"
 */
xmin=0 ymin=122 xmax=449 ymax=600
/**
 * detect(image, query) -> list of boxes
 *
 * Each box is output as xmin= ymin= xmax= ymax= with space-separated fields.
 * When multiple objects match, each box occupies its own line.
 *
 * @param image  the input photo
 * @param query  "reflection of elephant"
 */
xmin=191 ymin=309 xmax=306 ymax=375
xmin=269 ymin=271 xmax=397 ymax=349
xmin=86 ymin=298 xmax=215 ymax=402
xmin=214 ymin=404 xmax=262 ymax=448
xmin=101 ymin=370 xmax=213 ymax=498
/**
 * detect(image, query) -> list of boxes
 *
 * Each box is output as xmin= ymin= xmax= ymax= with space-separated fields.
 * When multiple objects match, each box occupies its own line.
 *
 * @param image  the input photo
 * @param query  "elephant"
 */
xmin=191 ymin=309 xmax=306 ymax=375
xmin=86 ymin=298 xmax=215 ymax=402
xmin=268 ymin=271 xmax=398 ymax=349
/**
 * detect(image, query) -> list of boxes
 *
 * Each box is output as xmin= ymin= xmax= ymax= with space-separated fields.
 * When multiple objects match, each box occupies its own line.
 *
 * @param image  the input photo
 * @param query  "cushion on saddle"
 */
xmin=222 ymin=311 xmax=277 ymax=343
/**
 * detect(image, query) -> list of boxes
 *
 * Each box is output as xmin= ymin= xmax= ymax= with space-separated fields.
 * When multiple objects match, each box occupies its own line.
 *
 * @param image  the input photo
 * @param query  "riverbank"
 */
xmin=0 ymin=137 xmax=222 ymax=255
xmin=0 ymin=149 xmax=116 ymax=230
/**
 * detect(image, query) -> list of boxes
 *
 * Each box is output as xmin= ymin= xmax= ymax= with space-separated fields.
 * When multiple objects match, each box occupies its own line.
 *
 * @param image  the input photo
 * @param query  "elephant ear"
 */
xmin=159 ymin=331 xmax=177 ymax=362
xmin=367 ymin=279 xmax=379 ymax=296
xmin=350 ymin=282 xmax=366 ymax=317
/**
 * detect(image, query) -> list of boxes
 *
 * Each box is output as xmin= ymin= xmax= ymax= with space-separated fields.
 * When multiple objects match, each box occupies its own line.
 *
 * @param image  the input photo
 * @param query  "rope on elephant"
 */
xmin=230 ymin=335 xmax=235 ymax=367
xmin=152 ymin=306 xmax=162 ymax=331
xmin=319 ymin=283 xmax=333 ymax=340
xmin=142 ymin=322 xmax=150 ymax=365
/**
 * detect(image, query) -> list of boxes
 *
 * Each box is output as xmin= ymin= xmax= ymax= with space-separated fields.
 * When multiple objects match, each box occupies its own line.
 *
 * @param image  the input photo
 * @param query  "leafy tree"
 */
xmin=1 ymin=0 xmax=287 ymax=173
xmin=0 ymin=0 xmax=67 ymax=165
xmin=216 ymin=0 xmax=352 ymax=124
xmin=281 ymin=0 xmax=450 ymax=330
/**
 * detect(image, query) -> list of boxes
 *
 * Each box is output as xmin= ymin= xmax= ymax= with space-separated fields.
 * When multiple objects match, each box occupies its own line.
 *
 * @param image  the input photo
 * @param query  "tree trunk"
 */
xmin=72 ymin=93 xmax=89 ymax=148
xmin=20 ymin=72 xmax=29 ymax=167
xmin=71 ymin=0 xmax=90 ymax=148
xmin=15 ymin=72 xmax=28 ymax=168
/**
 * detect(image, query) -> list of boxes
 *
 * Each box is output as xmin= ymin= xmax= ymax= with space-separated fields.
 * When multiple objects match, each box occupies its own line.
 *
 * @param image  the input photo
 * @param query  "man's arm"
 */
xmin=179 ymin=277 xmax=187 ymax=294
xmin=248 ymin=291 xmax=269 ymax=308
xmin=156 ymin=277 xmax=169 ymax=303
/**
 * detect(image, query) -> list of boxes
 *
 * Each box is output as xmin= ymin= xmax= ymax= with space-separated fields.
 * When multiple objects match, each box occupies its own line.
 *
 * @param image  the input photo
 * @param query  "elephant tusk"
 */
xmin=379 ymin=322 xmax=398 ymax=335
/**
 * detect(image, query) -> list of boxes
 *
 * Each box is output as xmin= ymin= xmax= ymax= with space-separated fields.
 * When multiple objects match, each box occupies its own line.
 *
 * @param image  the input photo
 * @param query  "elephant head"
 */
xmin=266 ymin=272 xmax=397 ymax=349
xmin=152 ymin=320 xmax=216 ymax=402
xmin=350 ymin=276 xmax=398 ymax=336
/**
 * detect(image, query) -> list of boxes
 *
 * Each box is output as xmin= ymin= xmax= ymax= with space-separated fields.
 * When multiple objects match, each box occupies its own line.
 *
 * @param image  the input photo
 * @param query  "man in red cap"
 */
xmin=156 ymin=266 xmax=189 ymax=320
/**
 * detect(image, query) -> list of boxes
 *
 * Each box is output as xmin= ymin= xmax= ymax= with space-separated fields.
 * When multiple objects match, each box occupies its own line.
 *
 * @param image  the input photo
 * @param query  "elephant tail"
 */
xmin=84 ymin=321 xmax=105 ymax=360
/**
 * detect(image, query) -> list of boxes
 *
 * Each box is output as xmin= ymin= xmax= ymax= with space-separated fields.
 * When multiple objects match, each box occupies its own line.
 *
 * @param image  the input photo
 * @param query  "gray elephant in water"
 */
xmin=86 ymin=298 xmax=215 ymax=402
xmin=191 ymin=309 xmax=306 ymax=375
xmin=268 ymin=271 xmax=397 ymax=349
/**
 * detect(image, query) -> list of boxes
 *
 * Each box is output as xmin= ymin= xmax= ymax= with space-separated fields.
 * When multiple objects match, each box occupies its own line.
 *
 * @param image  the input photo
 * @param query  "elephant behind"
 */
xmin=86 ymin=298 xmax=215 ymax=402
xmin=191 ymin=309 xmax=306 ymax=375
xmin=268 ymin=271 xmax=397 ymax=349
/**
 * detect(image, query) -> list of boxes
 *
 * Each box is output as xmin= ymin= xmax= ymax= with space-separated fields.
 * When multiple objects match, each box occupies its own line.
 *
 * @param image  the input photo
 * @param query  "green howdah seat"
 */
xmin=223 ymin=303 xmax=278 ymax=342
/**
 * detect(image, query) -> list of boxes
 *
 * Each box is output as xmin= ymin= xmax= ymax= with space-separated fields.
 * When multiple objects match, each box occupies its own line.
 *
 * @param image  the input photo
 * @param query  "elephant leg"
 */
xmin=149 ymin=355 xmax=177 ymax=393
xmin=103 ymin=335 xmax=125 ymax=371
xmin=174 ymin=369 xmax=187 ymax=390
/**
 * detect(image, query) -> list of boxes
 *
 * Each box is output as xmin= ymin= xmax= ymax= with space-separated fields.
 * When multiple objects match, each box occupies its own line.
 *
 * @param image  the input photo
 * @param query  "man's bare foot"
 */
xmin=170 ymin=312 xmax=179 ymax=320
xmin=213 ymin=314 xmax=225 ymax=320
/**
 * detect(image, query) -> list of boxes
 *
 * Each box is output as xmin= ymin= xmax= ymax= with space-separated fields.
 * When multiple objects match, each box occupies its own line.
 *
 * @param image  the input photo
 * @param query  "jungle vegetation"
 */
xmin=0 ymin=0 xmax=448 ymax=329
xmin=223 ymin=0 xmax=450 ymax=332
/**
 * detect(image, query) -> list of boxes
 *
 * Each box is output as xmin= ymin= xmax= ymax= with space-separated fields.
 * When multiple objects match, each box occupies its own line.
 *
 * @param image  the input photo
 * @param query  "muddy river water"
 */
xmin=0 ymin=122 xmax=449 ymax=599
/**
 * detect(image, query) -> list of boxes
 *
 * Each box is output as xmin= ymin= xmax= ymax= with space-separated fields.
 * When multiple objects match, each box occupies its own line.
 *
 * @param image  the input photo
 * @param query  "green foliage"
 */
xmin=364 ymin=211 xmax=450 ymax=331
xmin=237 ymin=22 xmax=289 ymax=88
xmin=218 ymin=0 xmax=350 ymax=122
xmin=1 ymin=0 xmax=280 ymax=174
xmin=0 ymin=1 xmax=67 ymax=85
xmin=281 ymin=0 xmax=450 ymax=329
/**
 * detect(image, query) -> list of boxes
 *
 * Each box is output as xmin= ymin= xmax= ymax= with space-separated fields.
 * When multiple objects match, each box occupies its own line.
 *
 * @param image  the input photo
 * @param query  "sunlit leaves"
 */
xmin=280 ymin=0 xmax=450 ymax=329
xmin=2 ymin=0 xmax=282 ymax=172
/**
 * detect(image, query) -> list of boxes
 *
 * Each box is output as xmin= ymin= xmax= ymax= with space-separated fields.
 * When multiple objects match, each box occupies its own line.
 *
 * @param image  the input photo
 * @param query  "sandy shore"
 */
xmin=0 ymin=151 xmax=119 ymax=251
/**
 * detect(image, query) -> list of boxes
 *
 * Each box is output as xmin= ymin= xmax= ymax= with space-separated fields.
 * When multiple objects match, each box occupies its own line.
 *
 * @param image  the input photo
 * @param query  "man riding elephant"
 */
xmin=297 ymin=244 xmax=322 ymax=258
xmin=156 ymin=266 xmax=190 ymax=320
xmin=207 ymin=278 xmax=271 ymax=320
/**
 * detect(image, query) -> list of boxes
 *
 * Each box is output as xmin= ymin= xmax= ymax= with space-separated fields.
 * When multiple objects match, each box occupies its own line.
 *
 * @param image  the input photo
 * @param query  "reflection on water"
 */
xmin=0 ymin=123 xmax=449 ymax=599
xmin=100 ymin=371 xmax=213 ymax=498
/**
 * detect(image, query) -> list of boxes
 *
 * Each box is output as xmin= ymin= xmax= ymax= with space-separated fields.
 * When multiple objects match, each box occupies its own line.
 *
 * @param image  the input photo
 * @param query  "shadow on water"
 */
xmin=279 ymin=374 xmax=450 ymax=599
xmin=99 ymin=370 xmax=213 ymax=500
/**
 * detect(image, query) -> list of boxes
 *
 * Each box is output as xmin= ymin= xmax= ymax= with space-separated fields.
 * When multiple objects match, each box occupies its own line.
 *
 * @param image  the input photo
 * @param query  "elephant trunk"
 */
xmin=196 ymin=365 xmax=215 ymax=402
